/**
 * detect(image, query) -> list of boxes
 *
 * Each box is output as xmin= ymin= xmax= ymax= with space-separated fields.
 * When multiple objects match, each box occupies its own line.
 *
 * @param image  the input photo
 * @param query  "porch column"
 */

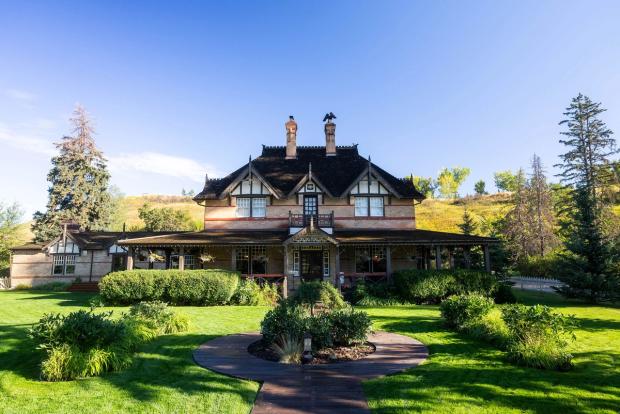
xmin=127 ymin=247 xmax=134 ymax=270
xmin=448 ymin=247 xmax=455 ymax=270
xmin=483 ymin=244 xmax=491 ymax=272
xmin=178 ymin=247 xmax=185 ymax=271
xmin=282 ymin=245 xmax=289 ymax=299
xmin=435 ymin=245 xmax=442 ymax=270
xmin=385 ymin=246 xmax=392 ymax=281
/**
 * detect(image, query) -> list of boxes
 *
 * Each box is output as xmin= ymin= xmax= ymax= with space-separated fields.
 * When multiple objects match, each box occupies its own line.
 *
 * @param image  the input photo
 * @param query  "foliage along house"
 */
xmin=10 ymin=115 xmax=496 ymax=295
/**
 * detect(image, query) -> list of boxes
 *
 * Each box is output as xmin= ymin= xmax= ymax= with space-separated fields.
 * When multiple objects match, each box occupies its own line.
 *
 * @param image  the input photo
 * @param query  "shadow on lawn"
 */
xmin=13 ymin=290 xmax=96 ymax=306
xmin=99 ymin=333 xmax=258 ymax=404
xmin=0 ymin=323 xmax=44 ymax=380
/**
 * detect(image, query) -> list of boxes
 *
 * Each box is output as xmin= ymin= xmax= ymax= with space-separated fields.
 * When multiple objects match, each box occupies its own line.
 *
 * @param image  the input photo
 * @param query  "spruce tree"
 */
xmin=32 ymin=105 xmax=112 ymax=242
xmin=502 ymin=168 xmax=531 ymax=263
xmin=554 ymin=94 xmax=619 ymax=302
xmin=458 ymin=208 xmax=478 ymax=235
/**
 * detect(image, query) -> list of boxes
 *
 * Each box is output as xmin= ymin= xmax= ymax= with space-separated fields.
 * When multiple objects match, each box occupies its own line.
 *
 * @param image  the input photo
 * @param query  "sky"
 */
xmin=1 ymin=0 xmax=620 ymax=217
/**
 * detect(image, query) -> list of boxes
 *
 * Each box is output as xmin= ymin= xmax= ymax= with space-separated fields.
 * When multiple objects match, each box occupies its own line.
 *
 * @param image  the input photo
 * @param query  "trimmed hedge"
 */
xmin=393 ymin=269 xmax=498 ymax=304
xmin=100 ymin=269 xmax=239 ymax=305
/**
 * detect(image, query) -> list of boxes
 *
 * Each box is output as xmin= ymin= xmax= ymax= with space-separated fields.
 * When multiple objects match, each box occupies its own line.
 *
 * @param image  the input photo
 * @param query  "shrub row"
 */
xmin=292 ymin=281 xmax=346 ymax=312
xmin=440 ymin=294 xmax=576 ymax=370
xmin=28 ymin=302 xmax=189 ymax=381
xmin=260 ymin=301 xmax=372 ymax=350
xmin=99 ymin=269 xmax=239 ymax=305
xmin=393 ymin=269 xmax=500 ymax=304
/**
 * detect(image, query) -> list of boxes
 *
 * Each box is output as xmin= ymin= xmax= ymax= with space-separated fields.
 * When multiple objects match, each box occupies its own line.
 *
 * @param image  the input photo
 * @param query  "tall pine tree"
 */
xmin=32 ymin=105 xmax=112 ymax=242
xmin=555 ymin=94 xmax=619 ymax=302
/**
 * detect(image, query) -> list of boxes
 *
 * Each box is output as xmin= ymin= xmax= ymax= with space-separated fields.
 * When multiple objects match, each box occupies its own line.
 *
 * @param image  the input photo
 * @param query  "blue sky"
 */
xmin=1 ymin=0 xmax=619 ymax=216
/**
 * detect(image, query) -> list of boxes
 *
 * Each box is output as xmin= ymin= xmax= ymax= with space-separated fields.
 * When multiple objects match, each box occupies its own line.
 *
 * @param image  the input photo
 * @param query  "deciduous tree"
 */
xmin=474 ymin=180 xmax=487 ymax=196
xmin=0 ymin=202 xmax=23 ymax=275
xmin=138 ymin=203 xmax=196 ymax=231
xmin=437 ymin=167 xmax=470 ymax=199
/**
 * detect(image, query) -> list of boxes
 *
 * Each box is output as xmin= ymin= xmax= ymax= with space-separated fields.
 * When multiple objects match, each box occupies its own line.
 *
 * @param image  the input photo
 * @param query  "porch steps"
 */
xmin=67 ymin=282 xmax=100 ymax=292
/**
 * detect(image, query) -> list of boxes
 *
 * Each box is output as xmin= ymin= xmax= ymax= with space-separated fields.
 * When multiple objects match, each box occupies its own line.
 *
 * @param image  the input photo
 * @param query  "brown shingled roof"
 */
xmin=194 ymin=146 xmax=424 ymax=201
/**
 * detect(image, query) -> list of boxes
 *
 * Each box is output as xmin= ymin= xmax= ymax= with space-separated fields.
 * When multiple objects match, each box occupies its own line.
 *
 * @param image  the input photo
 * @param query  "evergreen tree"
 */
xmin=554 ymin=94 xmax=620 ymax=302
xmin=474 ymin=180 xmax=487 ymax=195
xmin=501 ymin=168 xmax=531 ymax=263
xmin=32 ymin=105 xmax=112 ymax=242
xmin=457 ymin=208 xmax=478 ymax=235
xmin=528 ymin=154 xmax=559 ymax=256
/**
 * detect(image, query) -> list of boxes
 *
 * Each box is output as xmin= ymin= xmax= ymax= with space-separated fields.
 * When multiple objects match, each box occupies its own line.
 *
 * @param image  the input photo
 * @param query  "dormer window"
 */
xmin=236 ymin=197 xmax=266 ymax=218
xmin=354 ymin=196 xmax=384 ymax=217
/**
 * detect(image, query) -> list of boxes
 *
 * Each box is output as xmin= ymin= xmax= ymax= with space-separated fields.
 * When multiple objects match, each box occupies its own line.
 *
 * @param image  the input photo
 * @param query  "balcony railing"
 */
xmin=289 ymin=211 xmax=334 ymax=228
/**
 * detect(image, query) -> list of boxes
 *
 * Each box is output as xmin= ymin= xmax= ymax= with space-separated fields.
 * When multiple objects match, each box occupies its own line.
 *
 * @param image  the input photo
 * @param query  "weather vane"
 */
xmin=323 ymin=112 xmax=337 ymax=123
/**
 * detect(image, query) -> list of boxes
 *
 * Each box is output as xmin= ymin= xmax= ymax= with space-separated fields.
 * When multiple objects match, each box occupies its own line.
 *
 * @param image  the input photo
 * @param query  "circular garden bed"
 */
xmin=248 ymin=339 xmax=375 ymax=364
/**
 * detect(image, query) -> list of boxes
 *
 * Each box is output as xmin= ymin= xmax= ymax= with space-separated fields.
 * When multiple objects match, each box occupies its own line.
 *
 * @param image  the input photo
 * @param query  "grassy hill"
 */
xmin=14 ymin=193 xmax=617 ymax=244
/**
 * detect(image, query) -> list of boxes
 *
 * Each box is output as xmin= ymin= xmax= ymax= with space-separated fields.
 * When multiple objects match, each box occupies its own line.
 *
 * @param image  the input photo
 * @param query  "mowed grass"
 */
xmin=0 ymin=290 xmax=268 ymax=414
xmin=1 ymin=290 xmax=619 ymax=414
xmin=362 ymin=290 xmax=620 ymax=413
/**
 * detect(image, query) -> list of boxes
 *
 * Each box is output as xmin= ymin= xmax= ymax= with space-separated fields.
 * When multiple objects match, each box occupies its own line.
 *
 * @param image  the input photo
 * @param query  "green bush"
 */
xmin=350 ymin=281 xmax=404 ymax=306
xmin=329 ymin=307 xmax=372 ymax=346
xmin=128 ymin=301 xmax=190 ymax=334
xmin=29 ymin=310 xmax=124 ymax=352
xmin=501 ymin=304 xmax=576 ymax=370
xmin=40 ymin=344 xmax=133 ymax=382
xmin=99 ymin=269 xmax=239 ymax=305
xmin=465 ymin=308 xmax=510 ymax=347
xmin=494 ymin=283 xmax=517 ymax=304
xmin=231 ymin=279 xmax=280 ymax=306
xmin=260 ymin=301 xmax=371 ymax=350
xmin=440 ymin=294 xmax=494 ymax=330
xmin=394 ymin=269 xmax=498 ymax=304
xmin=31 ymin=282 xmax=70 ymax=291
xmin=260 ymin=301 xmax=308 ymax=345
xmin=293 ymin=281 xmax=346 ymax=312
xmin=515 ymin=252 xmax=563 ymax=278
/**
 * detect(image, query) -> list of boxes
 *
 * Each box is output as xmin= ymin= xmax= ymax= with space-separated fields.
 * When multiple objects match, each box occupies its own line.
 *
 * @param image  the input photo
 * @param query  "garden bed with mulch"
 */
xmin=247 ymin=340 xmax=375 ymax=364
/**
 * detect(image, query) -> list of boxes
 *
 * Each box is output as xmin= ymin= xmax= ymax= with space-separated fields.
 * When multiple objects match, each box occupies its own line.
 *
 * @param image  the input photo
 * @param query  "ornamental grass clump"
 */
xmin=501 ymin=304 xmax=576 ymax=371
xmin=29 ymin=302 xmax=190 ymax=381
xmin=271 ymin=334 xmax=303 ymax=364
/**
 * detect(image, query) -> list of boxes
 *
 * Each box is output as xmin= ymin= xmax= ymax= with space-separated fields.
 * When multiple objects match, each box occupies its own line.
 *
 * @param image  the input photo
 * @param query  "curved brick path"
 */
xmin=193 ymin=331 xmax=428 ymax=413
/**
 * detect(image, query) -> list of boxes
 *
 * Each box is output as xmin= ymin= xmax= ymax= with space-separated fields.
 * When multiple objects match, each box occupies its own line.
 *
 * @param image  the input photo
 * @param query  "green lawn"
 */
xmin=363 ymin=290 xmax=620 ymax=413
xmin=0 ymin=291 xmax=268 ymax=414
xmin=0 ymin=290 xmax=618 ymax=413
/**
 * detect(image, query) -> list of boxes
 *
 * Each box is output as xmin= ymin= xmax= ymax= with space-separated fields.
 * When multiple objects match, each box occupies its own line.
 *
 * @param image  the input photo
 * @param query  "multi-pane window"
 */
xmin=235 ymin=246 xmax=267 ymax=274
xmin=354 ymin=197 xmax=368 ymax=216
xmin=169 ymin=254 xmax=195 ymax=269
xmin=52 ymin=255 xmax=76 ymax=275
xmin=236 ymin=197 xmax=267 ymax=218
xmin=369 ymin=197 xmax=384 ymax=217
xmin=252 ymin=198 xmax=266 ymax=218
xmin=236 ymin=198 xmax=251 ymax=217
xmin=354 ymin=197 xmax=384 ymax=217
xmin=292 ymin=249 xmax=300 ymax=275
xmin=184 ymin=255 xmax=196 ymax=270
xmin=322 ymin=249 xmax=330 ymax=277
xmin=354 ymin=246 xmax=386 ymax=273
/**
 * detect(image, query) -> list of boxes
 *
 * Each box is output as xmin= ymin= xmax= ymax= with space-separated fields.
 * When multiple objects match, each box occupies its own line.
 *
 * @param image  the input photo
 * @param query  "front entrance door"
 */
xmin=303 ymin=195 xmax=318 ymax=226
xmin=301 ymin=249 xmax=323 ymax=281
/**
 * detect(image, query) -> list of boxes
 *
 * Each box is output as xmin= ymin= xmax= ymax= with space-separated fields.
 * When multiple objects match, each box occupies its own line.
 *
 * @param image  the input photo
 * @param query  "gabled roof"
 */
xmin=194 ymin=145 xmax=425 ymax=201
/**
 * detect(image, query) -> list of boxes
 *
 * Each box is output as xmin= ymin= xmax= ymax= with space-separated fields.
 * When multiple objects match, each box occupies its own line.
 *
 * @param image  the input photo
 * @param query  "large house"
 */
xmin=9 ymin=115 xmax=496 ymax=295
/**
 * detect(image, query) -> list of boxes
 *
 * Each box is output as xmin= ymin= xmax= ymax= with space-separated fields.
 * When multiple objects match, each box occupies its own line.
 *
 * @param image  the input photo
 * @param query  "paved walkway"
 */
xmin=193 ymin=331 xmax=428 ymax=414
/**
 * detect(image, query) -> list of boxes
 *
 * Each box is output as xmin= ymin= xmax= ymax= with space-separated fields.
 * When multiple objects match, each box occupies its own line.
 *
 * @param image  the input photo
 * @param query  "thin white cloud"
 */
xmin=108 ymin=152 xmax=219 ymax=182
xmin=0 ymin=124 xmax=56 ymax=156
xmin=4 ymin=89 xmax=37 ymax=109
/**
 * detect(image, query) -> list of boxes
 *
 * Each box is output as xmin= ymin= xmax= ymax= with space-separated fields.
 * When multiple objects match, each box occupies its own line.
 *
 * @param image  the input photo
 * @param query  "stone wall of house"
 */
xmin=203 ymin=195 xmax=416 ymax=230
xmin=10 ymin=249 xmax=114 ymax=287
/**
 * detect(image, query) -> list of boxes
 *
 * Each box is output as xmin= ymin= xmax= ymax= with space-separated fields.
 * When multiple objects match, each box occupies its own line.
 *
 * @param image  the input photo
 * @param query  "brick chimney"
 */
xmin=285 ymin=116 xmax=297 ymax=159
xmin=325 ymin=119 xmax=336 ymax=156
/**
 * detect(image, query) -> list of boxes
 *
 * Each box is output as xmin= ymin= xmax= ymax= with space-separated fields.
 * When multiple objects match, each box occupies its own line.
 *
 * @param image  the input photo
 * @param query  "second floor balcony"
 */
xmin=288 ymin=211 xmax=334 ymax=232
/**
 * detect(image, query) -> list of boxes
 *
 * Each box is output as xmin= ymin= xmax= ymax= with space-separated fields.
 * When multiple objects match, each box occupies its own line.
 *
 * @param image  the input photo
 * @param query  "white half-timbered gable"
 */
xmin=296 ymin=180 xmax=323 ymax=194
xmin=349 ymin=177 xmax=390 ymax=195
xmin=47 ymin=239 xmax=80 ymax=255
xmin=231 ymin=177 xmax=271 ymax=196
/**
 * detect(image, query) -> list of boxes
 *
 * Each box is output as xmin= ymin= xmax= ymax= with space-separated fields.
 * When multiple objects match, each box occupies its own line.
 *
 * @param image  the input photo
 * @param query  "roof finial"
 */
xmin=248 ymin=155 xmax=253 ymax=178
xmin=308 ymin=162 xmax=312 ymax=180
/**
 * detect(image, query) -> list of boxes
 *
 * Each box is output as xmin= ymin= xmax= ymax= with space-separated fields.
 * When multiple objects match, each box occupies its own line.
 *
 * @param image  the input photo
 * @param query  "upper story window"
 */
xmin=354 ymin=196 xmax=384 ymax=217
xmin=236 ymin=197 xmax=267 ymax=218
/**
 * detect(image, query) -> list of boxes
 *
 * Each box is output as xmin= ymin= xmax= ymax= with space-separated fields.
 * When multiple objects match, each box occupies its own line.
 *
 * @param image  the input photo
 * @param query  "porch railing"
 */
xmin=289 ymin=211 xmax=334 ymax=228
